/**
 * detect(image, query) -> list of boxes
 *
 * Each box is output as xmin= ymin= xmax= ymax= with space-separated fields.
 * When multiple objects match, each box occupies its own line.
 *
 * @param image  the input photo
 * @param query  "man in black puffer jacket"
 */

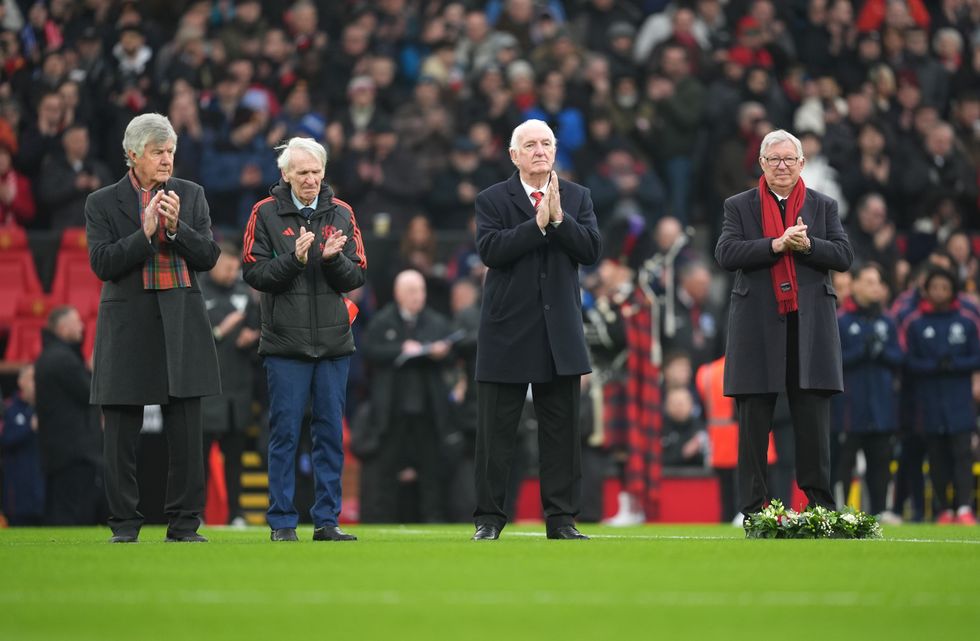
xmin=242 ymin=137 xmax=367 ymax=542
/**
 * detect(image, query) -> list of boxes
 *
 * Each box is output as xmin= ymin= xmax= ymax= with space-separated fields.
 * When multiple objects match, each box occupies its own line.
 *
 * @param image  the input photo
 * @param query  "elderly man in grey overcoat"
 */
xmin=86 ymin=113 xmax=220 ymax=543
xmin=715 ymin=129 xmax=853 ymax=521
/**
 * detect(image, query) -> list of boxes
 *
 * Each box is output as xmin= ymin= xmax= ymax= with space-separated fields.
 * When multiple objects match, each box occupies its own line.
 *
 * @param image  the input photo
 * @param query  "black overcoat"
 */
xmin=475 ymin=173 xmax=602 ymax=383
xmin=714 ymin=187 xmax=853 ymax=396
xmin=86 ymin=175 xmax=221 ymax=405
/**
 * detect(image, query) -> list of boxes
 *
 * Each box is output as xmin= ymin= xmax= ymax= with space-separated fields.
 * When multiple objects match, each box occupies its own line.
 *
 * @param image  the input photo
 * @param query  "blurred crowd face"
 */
xmin=38 ymin=93 xmax=66 ymax=130
xmin=665 ymin=387 xmax=694 ymax=422
xmin=211 ymin=252 xmax=242 ymax=287
xmin=851 ymin=266 xmax=885 ymax=307
xmin=661 ymin=47 xmax=689 ymax=81
xmin=394 ymin=270 xmax=427 ymax=315
xmin=681 ymin=266 xmax=712 ymax=305
xmin=342 ymin=24 xmax=370 ymax=57
xmin=925 ymin=274 xmax=954 ymax=308
xmin=663 ymin=355 xmax=693 ymax=390
xmin=282 ymin=149 xmax=324 ymax=205
xmin=832 ymin=270 xmax=852 ymax=303
xmin=62 ymin=126 xmax=89 ymax=161
xmin=858 ymin=123 xmax=886 ymax=155
xmin=946 ymin=232 xmax=972 ymax=266
xmin=858 ymin=195 xmax=888 ymax=233
xmin=262 ymin=29 xmax=292 ymax=63
xmin=510 ymin=120 xmax=556 ymax=181
xmin=55 ymin=307 xmax=85 ymax=344
xmin=450 ymin=279 xmax=479 ymax=314
xmin=464 ymin=10 xmax=489 ymax=42
xmin=925 ymin=124 xmax=955 ymax=158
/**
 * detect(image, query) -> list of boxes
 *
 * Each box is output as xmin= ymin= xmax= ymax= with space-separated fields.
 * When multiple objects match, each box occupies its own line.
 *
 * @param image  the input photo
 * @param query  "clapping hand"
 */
xmin=143 ymin=191 xmax=163 ymax=240
xmin=773 ymin=217 xmax=809 ymax=253
xmin=295 ymin=226 xmax=316 ymax=265
xmin=158 ymin=190 xmax=181 ymax=234
xmin=321 ymin=228 xmax=348 ymax=261
xmin=545 ymin=171 xmax=563 ymax=224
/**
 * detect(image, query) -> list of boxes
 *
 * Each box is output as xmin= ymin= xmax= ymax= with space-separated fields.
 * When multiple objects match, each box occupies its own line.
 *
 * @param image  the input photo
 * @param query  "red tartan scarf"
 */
xmin=759 ymin=174 xmax=805 ymax=315
xmin=130 ymin=171 xmax=190 ymax=290
xmin=624 ymin=288 xmax=662 ymax=519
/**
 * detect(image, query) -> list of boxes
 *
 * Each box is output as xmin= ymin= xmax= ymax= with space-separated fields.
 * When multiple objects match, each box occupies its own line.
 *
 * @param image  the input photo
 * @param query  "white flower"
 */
xmin=841 ymin=513 xmax=858 ymax=525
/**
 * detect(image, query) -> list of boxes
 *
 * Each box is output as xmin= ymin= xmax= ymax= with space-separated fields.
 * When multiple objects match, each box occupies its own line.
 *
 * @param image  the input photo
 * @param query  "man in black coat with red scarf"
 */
xmin=472 ymin=119 xmax=602 ymax=541
xmin=715 ymin=129 xmax=853 ymax=522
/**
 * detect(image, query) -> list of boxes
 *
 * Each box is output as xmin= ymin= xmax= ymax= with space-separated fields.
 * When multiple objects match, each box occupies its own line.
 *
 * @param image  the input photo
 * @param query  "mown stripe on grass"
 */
xmin=0 ymin=589 xmax=975 ymax=608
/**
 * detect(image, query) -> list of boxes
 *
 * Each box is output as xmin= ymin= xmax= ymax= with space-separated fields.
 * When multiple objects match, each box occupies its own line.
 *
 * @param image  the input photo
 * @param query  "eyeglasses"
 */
xmin=762 ymin=156 xmax=800 ymax=167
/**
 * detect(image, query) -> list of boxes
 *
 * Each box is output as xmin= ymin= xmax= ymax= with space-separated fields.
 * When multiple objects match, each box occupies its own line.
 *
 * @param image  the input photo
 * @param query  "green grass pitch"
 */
xmin=2 ymin=524 xmax=979 ymax=641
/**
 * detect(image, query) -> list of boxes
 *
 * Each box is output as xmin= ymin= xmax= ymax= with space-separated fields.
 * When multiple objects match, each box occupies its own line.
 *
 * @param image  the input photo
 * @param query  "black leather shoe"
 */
xmin=313 ymin=526 xmax=357 ymax=541
xmin=271 ymin=528 xmax=299 ymax=542
xmin=547 ymin=525 xmax=589 ymax=540
xmin=165 ymin=532 xmax=208 ymax=543
xmin=471 ymin=524 xmax=501 ymax=540
xmin=108 ymin=533 xmax=138 ymax=543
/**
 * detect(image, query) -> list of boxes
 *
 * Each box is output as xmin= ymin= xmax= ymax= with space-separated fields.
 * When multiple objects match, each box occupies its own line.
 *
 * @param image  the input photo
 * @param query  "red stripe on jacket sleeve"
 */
xmin=332 ymin=197 xmax=367 ymax=269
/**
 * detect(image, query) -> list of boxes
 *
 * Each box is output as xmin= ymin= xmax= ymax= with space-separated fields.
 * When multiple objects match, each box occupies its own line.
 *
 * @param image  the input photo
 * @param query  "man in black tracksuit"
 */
xmin=242 ymin=137 xmax=367 ymax=542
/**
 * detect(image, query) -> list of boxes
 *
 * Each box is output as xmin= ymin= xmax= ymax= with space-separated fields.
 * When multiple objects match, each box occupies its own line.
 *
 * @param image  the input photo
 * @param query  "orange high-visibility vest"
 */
xmin=695 ymin=356 xmax=776 ymax=469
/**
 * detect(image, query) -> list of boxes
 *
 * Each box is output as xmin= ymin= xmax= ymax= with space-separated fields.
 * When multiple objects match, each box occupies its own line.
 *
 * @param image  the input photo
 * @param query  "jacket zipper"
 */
xmin=306 ymin=210 xmax=319 ymax=358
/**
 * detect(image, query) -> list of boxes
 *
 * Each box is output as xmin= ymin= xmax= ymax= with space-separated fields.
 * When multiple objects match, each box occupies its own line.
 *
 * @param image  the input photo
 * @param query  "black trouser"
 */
xmin=833 ymin=432 xmax=894 ymax=515
xmin=474 ymin=376 xmax=581 ymax=531
xmin=894 ymin=431 xmax=927 ymax=521
xmin=736 ymin=313 xmax=834 ymax=515
xmin=360 ymin=413 xmax=444 ymax=523
xmin=926 ymin=432 xmax=974 ymax=512
xmin=103 ymin=398 xmax=204 ymax=537
xmin=203 ymin=430 xmax=245 ymax=521
xmin=716 ymin=467 xmax=737 ymax=522
xmin=45 ymin=461 xmax=105 ymax=526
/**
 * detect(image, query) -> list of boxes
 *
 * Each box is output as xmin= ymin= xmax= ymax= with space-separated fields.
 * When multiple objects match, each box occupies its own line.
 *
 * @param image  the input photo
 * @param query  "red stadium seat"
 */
xmin=0 ymin=225 xmax=43 ymax=332
xmin=82 ymin=314 xmax=96 ymax=362
xmin=3 ymin=296 xmax=54 ymax=363
xmin=51 ymin=227 xmax=102 ymax=319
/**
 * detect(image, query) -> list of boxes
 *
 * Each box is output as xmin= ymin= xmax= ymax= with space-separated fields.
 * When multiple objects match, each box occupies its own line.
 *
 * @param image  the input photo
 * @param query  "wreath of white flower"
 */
xmin=743 ymin=500 xmax=884 ymax=539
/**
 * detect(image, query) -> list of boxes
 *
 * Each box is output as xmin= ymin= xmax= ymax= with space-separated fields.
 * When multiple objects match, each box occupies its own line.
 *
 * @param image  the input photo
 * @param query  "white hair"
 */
xmin=759 ymin=129 xmax=804 ymax=160
xmin=509 ymin=119 xmax=556 ymax=151
xmin=276 ymin=137 xmax=327 ymax=171
xmin=122 ymin=113 xmax=177 ymax=167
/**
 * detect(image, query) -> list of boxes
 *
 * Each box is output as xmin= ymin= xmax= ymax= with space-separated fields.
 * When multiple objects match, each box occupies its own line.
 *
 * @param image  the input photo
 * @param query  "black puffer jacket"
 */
xmin=242 ymin=180 xmax=367 ymax=359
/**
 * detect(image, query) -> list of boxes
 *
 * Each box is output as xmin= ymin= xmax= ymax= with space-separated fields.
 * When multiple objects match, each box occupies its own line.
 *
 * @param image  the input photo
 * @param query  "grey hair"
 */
xmin=509 ymin=119 xmax=556 ymax=151
xmin=759 ymin=129 xmax=804 ymax=160
xmin=122 ymin=113 xmax=177 ymax=167
xmin=933 ymin=27 xmax=963 ymax=53
xmin=276 ymin=137 xmax=327 ymax=171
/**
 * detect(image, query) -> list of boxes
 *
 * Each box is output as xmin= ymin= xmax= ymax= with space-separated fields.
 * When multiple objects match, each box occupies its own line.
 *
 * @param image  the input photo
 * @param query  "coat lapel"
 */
xmin=507 ymin=172 xmax=536 ymax=220
xmin=115 ymin=174 xmax=142 ymax=228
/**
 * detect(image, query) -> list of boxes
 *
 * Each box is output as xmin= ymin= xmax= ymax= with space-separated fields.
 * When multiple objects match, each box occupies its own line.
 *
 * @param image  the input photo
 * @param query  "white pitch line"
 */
xmin=371 ymin=528 xmax=980 ymax=544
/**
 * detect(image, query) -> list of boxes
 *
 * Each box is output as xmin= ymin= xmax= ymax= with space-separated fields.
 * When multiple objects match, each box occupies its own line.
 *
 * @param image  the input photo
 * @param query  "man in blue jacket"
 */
xmin=0 ymin=366 xmax=44 ymax=525
xmin=903 ymin=267 xmax=980 ymax=525
xmin=834 ymin=263 xmax=904 ymax=519
xmin=242 ymin=137 xmax=367 ymax=542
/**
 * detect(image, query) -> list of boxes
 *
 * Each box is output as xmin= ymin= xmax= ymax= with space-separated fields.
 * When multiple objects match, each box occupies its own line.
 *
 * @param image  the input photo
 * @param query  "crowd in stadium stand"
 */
xmin=0 ymin=0 xmax=978 ymax=528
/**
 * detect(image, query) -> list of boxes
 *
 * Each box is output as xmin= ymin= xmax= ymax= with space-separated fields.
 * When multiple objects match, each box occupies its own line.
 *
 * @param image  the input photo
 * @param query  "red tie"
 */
xmin=531 ymin=191 xmax=544 ymax=210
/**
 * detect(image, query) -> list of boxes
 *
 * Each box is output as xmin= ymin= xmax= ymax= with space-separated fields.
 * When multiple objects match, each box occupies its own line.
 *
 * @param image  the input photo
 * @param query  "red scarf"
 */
xmin=759 ymin=174 xmax=805 ymax=315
